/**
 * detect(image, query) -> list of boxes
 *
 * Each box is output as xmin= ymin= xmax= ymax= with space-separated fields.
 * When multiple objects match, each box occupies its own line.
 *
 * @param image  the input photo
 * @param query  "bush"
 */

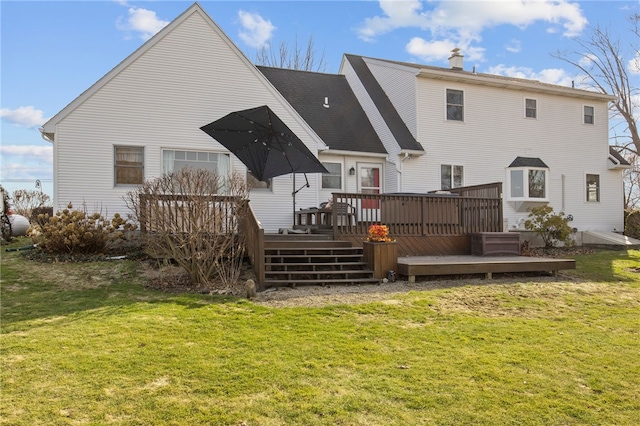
xmin=625 ymin=210 xmax=640 ymax=240
xmin=124 ymin=168 xmax=250 ymax=288
xmin=524 ymin=205 xmax=574 ymax=248
xmin=29 ymin=203 xmax=136 ymax=255
xmin=11 ymin=189 xmax=51 ymax=219
xmin=1 ymin=185 xmax=12 ymax=242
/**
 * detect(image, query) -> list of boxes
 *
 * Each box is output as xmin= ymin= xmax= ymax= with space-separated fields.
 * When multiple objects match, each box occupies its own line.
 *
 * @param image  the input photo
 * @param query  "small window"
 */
xmin=584 ymin=106 xmax=594 ymax=124
xmin=525 ymin=98 xmax=537 ymax=118
xmin=321 ymin=162 xmax=342 ymax=189
xmin=441 ymin=164 xmax=463 ymax=190
xmin=114 ymin=146 xmax=144 ymax=185
xmin=446 ymin=89 xmax=464 ymax=121
xmin=247 ymin=171 xmax=271 ymax=190
xmin=586 ymin=174 xmax=600 ymax=202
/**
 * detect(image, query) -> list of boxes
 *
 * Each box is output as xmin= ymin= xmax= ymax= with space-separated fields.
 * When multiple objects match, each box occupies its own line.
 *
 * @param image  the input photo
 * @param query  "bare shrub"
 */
xmin=11 ymin=189 xmax=51 ymax=219
xmin=29 ymin=203 xmax=137 ymax=255
xmin=125 ymin=168 xmax=250 ymax=289
xmin=1 ymin=185 xmax=12 ymax=242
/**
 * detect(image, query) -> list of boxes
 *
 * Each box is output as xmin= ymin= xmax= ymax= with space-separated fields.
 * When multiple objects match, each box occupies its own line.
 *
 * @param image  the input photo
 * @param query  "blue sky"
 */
xmin=1 ymin=0 xmax=637 ymax=198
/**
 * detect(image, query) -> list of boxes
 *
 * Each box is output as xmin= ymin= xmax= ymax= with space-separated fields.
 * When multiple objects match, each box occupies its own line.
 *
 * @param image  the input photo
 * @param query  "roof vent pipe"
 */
xmin=323 ymin=97 xmax=330 ymax=108
xmin=448 ymin=48 xmax=463 ymax=70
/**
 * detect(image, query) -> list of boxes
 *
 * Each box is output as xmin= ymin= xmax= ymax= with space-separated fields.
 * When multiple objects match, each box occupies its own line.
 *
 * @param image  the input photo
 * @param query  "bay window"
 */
xmin=507 ymin=157 xmax=549 ymax=201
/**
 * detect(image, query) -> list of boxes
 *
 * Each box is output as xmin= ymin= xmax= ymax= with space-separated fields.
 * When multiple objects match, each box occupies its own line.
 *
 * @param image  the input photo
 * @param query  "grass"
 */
xmin=1 ymin=237 xmax=639 ymax=425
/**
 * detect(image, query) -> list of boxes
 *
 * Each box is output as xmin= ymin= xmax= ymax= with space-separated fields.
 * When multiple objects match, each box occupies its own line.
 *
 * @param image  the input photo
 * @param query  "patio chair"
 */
xmin=333 ymin=202 xmax=356 ymax=226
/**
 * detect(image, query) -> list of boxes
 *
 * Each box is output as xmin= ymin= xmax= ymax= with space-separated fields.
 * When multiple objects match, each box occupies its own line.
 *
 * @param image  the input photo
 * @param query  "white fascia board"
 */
xmin=320 ymin=149 xmax=388 ymax=158
xmin=417 ymin=69 xmax=617 ymax=102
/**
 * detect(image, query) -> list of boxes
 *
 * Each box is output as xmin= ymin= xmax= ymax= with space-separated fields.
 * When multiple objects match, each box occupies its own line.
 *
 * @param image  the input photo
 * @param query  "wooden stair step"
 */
xmin=266 ymin=254 xmax=364 ymax=260
xmin=264 ymin=277 xmax=382 ymax=287
xmin=265 ymin=269 xmax=374 ymax=276
xmin=265 ymin=240 xmax=353 ymax=248
xmin=266 ymin=262 xmax=368 ymax=270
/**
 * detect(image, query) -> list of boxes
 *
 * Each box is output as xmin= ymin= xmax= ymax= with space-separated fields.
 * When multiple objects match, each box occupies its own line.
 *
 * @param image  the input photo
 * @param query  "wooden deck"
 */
xmin=397 ymin=255 xmax=576 ymax=283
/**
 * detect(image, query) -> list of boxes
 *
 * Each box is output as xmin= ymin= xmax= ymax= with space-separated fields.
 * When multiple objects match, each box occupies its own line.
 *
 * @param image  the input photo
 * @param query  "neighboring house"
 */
xmin=40 ymin=3 xmax=628 ymax=235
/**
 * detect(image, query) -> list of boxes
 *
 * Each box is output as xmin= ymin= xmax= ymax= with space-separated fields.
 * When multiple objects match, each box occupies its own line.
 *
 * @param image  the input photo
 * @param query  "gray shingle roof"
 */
xmin=609 ymin=146 xmax=631 ymax=166
xmin=508 ymin=157 xmax=549 ymax=168
xmin=343 ymin=55 xmax=424 ymax=152
xmin=258 ymin=66 xmax=387 ymax=154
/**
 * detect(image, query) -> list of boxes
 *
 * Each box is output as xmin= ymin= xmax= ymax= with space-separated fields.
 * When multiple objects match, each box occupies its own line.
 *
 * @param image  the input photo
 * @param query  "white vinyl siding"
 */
xmin=51 ymin=9 xmax=323 ymax=232
xmin=413 ymin=75 xmax=620 ymax=231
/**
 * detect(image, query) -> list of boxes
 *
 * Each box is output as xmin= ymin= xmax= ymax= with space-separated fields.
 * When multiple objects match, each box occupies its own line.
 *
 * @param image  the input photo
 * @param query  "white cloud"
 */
xmin=237 ymin=10 xmax=276 ymax=49
xmin=406 ymin=37 xmax=485 ymax=63
xmin=628 ymin=54 xmax=640 ymax=75
xmin=0 ymin=145 xmax=53 ymax=165
xmin=505 ymin=39 xmax=522 ymax=53
xmin=116 ymin=7 xmax=169 ymax=40
xmin=486 ymin=64 xmax=575 ymax=87
xmin=0 ymin=106 xmax=49 ymax=128
xmin=358 ymin=0 xmax=588 ymax=63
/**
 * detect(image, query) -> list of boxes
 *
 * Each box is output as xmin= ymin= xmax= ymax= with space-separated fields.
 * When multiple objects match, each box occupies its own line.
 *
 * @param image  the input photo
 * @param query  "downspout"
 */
xmin=398 ymin=152 xmax=412 ymax=192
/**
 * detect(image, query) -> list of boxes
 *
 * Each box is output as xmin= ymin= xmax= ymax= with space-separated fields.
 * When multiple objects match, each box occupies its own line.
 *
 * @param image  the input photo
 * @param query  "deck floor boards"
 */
xmin=397 ymin=255 xmax=576 ymax=282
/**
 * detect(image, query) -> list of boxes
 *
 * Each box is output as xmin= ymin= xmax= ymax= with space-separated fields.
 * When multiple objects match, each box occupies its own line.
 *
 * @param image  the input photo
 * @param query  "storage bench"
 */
xmin=471 ymin=232 xmax=521 ymax=256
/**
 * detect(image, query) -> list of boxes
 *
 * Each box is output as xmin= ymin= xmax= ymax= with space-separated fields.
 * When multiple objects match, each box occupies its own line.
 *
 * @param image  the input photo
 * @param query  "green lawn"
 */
xmin=2 ymin=238 xmax=639 ymax=425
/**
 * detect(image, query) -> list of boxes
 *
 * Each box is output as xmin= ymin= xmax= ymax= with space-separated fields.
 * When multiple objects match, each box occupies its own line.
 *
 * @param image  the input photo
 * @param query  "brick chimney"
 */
xmin=448 ymin=48 xmax=463 ymax=70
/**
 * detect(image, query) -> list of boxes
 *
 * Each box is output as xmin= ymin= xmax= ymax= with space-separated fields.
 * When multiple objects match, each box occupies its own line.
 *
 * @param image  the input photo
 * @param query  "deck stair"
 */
xmin=263 ymin=236 xmax=380 ymax=288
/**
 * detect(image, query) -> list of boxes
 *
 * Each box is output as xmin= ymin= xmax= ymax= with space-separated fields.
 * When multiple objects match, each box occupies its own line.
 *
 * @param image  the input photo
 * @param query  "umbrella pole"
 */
xmin=292 ymin=173 xmax=311 ymax=227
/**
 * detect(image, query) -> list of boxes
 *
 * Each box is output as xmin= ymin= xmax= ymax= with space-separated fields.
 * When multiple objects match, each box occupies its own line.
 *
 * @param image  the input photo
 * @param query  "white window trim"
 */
xmin=161 ymin=148 xmax=231 ymax=175
xmin=114 ymin=145 xmax=145 ymax=187
xmin=585 ymin=172 xmax=600 ymax=203
xmin=445 ymin=87 xmax=465 ymax=122
xmin=524 ymin=97 xmax=538 ymax=119
xmin=321 ymin=161 xmax=344 ymax=191
xmin=583 ymin=104 xmax=595 ymax=125
xmin=440 ymin=163 xmax=464 ymax=190
xmin=506 ymin=166 xmax=550 ymax=202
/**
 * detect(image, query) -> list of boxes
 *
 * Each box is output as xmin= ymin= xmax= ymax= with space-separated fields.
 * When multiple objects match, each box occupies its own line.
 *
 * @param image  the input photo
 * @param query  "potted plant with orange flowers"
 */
xmin=363 ymin=224 xmax=398 ymax=279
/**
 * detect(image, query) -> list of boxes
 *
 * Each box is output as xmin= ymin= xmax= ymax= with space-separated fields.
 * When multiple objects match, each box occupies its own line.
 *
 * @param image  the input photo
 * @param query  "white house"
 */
xmin=40 ymin=3 xmax=628 ymax=237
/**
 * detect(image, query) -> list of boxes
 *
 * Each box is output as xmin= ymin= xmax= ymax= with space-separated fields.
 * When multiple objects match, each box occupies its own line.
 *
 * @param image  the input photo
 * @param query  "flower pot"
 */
xmin=363 ymin=241 xmax=398 ymax=279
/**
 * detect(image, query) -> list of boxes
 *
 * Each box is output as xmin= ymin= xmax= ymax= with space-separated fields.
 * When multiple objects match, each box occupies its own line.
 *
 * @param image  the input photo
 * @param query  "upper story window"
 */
xmin=441 ymin=164 xmax=463 ymax=190
xmin=446 ymin=89 xmax=464 ymax=121
xmin=507 ymin=157 xmax=549 ymax=201
xmin=321 ymin=162 xmax=342 ymax=189
xmin=586 ymin=174 xmax=600 ymax=202
xmin=525 ymin=98 xmax=537 ymax=118
xmin=162 ymin=149 xmax=230 ymax=175
xmin=114 ymin=146 xmax=144 ymax=186
xmin=584 ymin=105 xmax=594 ymax=124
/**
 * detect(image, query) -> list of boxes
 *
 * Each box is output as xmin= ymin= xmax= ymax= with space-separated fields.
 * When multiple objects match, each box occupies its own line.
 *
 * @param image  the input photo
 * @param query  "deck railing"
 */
xmin=240 ymin=201 xmax=265 ymax=289
xmin=332 ymin=182 xmax=503 ymax=239
xmin=138 ymin=194 xmax=265 ymax=288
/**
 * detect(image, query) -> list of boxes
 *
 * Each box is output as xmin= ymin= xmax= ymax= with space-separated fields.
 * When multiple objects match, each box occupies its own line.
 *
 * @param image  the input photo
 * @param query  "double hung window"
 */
xmin=586 ymin=174 xmax=600 ymax=202
xmin=321 ymin=162 xmax=342 ymax=189
xmin=446 ymin=89 xmax=464 ymax=121
xmin=114 ymin=146 xmax=144 ymax=185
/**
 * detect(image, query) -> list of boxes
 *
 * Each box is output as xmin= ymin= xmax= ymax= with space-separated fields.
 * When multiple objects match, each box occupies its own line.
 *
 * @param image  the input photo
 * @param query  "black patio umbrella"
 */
xmin=200 ymin=105 xmax=329 ymax=222
xmin=200 ymin=105 xmax=328 ymax=181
